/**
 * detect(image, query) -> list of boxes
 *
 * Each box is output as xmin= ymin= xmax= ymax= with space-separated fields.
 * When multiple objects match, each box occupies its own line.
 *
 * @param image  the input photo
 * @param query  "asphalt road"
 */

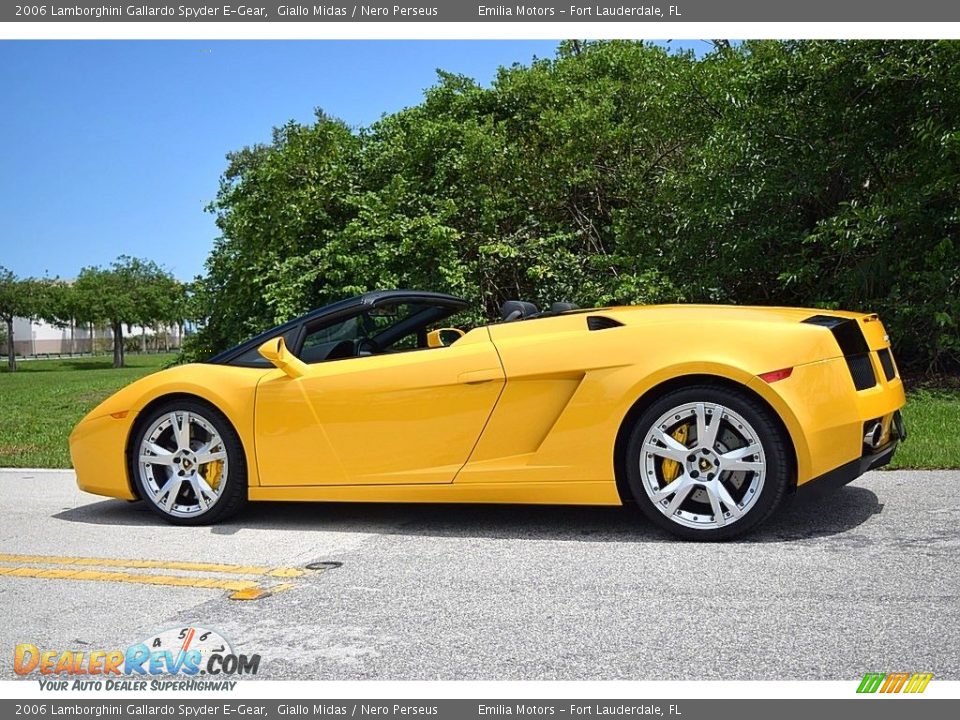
xmin=0 ymin=468 xmax=957 ymax=681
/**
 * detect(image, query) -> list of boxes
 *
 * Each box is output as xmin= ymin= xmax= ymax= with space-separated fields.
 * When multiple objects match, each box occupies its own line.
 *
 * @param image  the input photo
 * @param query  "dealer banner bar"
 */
xmin=1 ymin=700 xmax=957 ymax=719
xmin=4 ymin=0 xmax=960 ymax=22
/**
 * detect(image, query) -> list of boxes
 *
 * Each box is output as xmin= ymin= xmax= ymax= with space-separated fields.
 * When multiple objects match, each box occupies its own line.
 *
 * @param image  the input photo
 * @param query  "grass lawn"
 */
xmin=0 ymin=354 xmax=176 ymax=468
xmin=0 ymin=353 xmax=957 ymax=469
xmin=890 ymin=389 xmax=960 ymax=469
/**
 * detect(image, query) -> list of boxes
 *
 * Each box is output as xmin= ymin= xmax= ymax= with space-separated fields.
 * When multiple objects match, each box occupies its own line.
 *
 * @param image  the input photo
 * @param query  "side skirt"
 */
xmin=249 ymin=480 xmax=622 ymax=505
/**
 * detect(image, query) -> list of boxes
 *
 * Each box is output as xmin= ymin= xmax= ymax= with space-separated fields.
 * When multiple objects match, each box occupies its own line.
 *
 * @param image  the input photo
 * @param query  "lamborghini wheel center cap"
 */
xmin=173 ymin=451 xmax=197 ymax=473
xmin=686 ymin=448 xmax=719 ymax=479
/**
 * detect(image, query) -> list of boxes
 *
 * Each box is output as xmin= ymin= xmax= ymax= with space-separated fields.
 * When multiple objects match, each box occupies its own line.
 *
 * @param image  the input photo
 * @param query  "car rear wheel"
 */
xmin=624 ymin=385 xmax=791 ymax=541
xmin=130 ymin=399 xmax=246 ymax=525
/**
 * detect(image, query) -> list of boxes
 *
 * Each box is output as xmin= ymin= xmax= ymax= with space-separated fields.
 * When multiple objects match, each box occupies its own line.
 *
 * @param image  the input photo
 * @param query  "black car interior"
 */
xmin=298 ymin=299 xmax=583 ymax=363
xmin=214 ymin=290 xmax=583 ymax=368
xmin=499 ymin=300 xmax=579 ymax=322
xmin=298 ymin=302 xmax=461 ymax=364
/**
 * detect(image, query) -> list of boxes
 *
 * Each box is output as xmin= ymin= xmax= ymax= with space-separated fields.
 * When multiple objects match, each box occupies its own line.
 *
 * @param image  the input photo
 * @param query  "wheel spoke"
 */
xmin=190 ymin=477 xmax=209 ymax=512
xmin=720 ymin=443 xmax=763 ymax=473
xmin=197 ymin=452 xmax=227 ymax=465
xmin=160 ymin=477 xmax=182 ymax=511
xmin=705 ymin=482 xmax=726 ymax=526
xmin=715 ymin=481 xmax=744 ymax=519
xmin=140 ymin=454 xmax=175 ymax=466
xmin=653 ymin=428 xmax=689 ymax=454
xmin=146 ymin=441 xmax=174 ymax=456
xmin=664 ymin=479 xmax=695 ymax=514
xmin=652 ymin=474 xmax=692 ymax=502
xmin=724 ymin=459 xmax=764 ymax=473
xmin=140 ymin=444 xmax=176 ymax=466
xmin=195 ymin=442 xmax=226 ymax=465
xmin=644 ymin=440 xmax=688 ymax=464
xmin=171 ymin=412 xmax=191 ymax=451
xmin=195 ymin=474 xmax=219 ymax=501
xmin=695 ymin=403 xmax=722 ymax=450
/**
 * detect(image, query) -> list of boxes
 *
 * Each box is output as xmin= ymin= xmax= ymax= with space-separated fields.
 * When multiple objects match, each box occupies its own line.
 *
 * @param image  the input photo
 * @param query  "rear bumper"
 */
xmin=749 ymin=353 xmax=906 ymax=486
xmin=800 ymin=410 xmax=905 ymax=495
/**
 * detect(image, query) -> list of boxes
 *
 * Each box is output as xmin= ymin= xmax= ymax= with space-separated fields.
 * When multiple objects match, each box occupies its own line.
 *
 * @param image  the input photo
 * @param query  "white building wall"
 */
xmin=4 ymin=317 xmax=182 ymax=357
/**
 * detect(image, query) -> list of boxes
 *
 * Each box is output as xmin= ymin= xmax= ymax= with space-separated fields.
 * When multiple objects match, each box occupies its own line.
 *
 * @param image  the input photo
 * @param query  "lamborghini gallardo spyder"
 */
xmin=70 ymin=290 xmax=906 ymax=539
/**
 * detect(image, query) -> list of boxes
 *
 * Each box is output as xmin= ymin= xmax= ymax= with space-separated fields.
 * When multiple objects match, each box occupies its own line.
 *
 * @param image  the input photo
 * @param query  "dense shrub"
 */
xmin=194 ymin=40 xmax=960 ymax=372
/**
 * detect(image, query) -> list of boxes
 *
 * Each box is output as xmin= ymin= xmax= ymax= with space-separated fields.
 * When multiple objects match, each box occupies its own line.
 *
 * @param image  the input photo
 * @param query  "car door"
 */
xmin=254 ymin=326 xmax=504 ymax=486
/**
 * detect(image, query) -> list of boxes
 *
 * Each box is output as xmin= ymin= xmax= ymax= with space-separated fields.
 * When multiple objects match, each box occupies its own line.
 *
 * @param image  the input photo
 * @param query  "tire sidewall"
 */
xmin=624 ymin=385 xmax=791 ymax=541
xmin=129 ymin=399 xmax=247 ymax=526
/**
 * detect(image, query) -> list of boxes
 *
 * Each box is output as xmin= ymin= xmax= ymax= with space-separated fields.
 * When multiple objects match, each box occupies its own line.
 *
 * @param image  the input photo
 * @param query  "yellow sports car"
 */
xmin=70 ymin=290 xmax=906 ymax=540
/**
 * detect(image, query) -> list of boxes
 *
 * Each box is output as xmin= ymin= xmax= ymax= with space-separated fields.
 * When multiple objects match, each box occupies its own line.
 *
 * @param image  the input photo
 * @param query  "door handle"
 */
xmin=458 ymin=368 xmax=501 ymax=385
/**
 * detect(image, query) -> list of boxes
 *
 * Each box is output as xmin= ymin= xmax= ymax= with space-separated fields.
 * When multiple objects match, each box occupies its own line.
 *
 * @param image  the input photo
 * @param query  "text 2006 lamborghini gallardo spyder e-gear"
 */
xmin=70 ymin=290 xmax=906 ymax=540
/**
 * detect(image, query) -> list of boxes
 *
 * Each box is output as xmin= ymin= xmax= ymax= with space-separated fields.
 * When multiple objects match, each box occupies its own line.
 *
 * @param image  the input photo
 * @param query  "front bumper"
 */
xmin=800 ymin=409 xmax=905 ymax=495
xmin=69 ymin=413 xmax=137 ymax=500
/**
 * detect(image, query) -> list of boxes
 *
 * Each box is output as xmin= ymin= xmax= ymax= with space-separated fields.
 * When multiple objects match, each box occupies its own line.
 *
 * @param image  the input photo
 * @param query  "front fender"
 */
xmin=70 ymin=363 xmax=269 ymax=499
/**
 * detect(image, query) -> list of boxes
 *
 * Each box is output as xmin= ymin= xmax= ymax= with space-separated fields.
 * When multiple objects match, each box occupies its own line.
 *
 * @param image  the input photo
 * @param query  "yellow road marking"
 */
xmin=0 ymin=553 xmax=332 ymax=601
xmin=229 ymin=583 xmax=296 ymax=601
xmin=0 ymin=565 xmax=259 ymax=591
xmin=0 ymin=553 xmax=306 ymax=578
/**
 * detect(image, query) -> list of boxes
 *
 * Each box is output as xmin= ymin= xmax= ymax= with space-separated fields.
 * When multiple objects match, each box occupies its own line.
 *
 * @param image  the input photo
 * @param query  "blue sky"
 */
xmin=0 ymin=40 xmax=709 ymax=281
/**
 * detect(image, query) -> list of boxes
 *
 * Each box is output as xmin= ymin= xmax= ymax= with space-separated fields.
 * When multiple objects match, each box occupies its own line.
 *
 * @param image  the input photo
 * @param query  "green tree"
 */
xmin=661 ymin=41 xmax=960 ymax=370
xmin=0 ymin=268 xmax=48 ymax=372
xmin=30 ymin=279 xmax=79 ymax=354
xmin=194 ymin=113 xmax=361 ymax=357
xmin=72 ymin=257 xmax=177 ymax=368
xmin=194 ymin=40 xmax=960 ymax=372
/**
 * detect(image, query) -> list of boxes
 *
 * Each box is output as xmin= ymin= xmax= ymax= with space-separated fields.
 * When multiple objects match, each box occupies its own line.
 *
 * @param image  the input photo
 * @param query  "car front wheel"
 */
xmin=129 ymin=399 xmax=247 ymax=525
xmin=624 ymin=385 xmax=791 ymax=541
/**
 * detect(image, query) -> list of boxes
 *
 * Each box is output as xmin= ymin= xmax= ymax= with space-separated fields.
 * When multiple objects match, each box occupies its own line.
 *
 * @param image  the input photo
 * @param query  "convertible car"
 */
xmin=70 ymin=290 xmax=906 ymax=540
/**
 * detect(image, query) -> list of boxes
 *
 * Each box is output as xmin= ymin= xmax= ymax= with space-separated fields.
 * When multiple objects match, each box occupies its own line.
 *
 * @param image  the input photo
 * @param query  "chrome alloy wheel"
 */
xmin=137 ymin=410 xmax=229 ymax=518
xmin=639 ymin=402 xmax=766 ymax=530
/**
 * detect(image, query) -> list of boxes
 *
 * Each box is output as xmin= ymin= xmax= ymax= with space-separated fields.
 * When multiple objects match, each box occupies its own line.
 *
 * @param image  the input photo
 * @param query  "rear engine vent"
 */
xmin=802 ymin=315 xmax=869 ymax=355
xmin=801 ymin=314 xmax=846 ymax=329
xmin=586 ymin=316 xmax=623 ymax=331
xmin=804 ymin=314 xmax=876 ymax=390
xmin=877 ymin=348 xmax=897 ymax=381
xmin=845 ymin=354 xmax=878 ymax=390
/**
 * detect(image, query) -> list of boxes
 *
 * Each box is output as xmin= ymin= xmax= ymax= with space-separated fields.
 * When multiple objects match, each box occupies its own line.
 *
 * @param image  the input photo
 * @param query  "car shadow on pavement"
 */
xmin=54 ymin=484 xmax=883 ymax=543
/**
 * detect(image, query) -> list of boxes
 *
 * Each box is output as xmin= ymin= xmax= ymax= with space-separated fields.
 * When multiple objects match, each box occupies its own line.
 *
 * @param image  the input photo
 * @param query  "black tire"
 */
xmin=129 ymin=398 xmax=247 ymax=526
xmin=624 ymin=384 xmax=792 ymax=541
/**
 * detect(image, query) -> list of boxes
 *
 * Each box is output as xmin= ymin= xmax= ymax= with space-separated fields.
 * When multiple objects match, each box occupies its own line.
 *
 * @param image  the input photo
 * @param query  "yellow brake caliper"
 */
xmin=661 ymin=423 xmax=690 ymax=484
xmin=203 ymin=460 xmax=224 ymax=491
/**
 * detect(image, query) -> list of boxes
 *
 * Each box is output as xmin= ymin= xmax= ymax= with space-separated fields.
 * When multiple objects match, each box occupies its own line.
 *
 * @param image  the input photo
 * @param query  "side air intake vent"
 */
xmin=587 ymin=316 xmax=623 ymax=331
xmin=845 ymin=354 xmax=877 ymax=390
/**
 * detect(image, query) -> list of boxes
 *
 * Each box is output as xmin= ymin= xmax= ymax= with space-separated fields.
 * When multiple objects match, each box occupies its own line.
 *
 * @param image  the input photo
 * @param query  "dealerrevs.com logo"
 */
xmin=14 ymin=626 xmax=260 ymax=691
xmin=857 ymin=672 xmax=934 ymax=694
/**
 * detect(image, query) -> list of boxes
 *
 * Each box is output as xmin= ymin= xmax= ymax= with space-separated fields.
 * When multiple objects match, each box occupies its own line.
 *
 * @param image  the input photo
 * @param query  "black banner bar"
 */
xmin=4 ymin=1 xmax=960 ymax=23
xmin=1 ymin=700 xmax=958 ymax=720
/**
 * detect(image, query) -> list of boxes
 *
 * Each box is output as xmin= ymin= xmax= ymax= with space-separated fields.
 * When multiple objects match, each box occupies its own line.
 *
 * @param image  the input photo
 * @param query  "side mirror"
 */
xmin=426 ymin=328 xmax=466 ymax=348
xmin=257 ymin=337 xmax=307 ymax=379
